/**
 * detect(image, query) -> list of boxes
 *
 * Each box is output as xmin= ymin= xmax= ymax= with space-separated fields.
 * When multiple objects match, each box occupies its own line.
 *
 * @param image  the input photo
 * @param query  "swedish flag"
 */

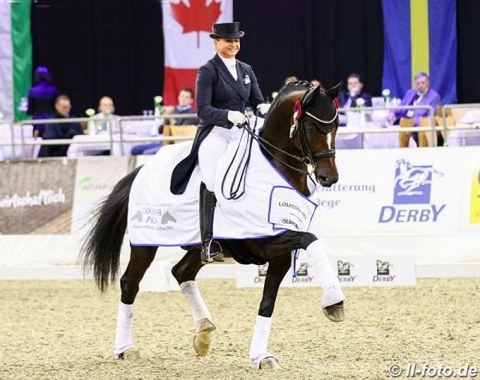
xmin=382 ymin=0 xmax=457 ymax=103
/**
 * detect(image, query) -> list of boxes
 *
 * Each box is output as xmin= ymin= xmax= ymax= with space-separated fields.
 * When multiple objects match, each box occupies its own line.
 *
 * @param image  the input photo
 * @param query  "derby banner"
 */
xmin=161 ymin=0 xmax=232 ymax=106
xmin=382 ymin=0 xmax=457 ymax=103
xmin=0 ymin=0 xmax=32 ymax=121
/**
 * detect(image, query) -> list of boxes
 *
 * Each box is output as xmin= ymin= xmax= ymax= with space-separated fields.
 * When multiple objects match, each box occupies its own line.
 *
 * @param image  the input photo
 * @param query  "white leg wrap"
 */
xmin=114 ymin=301 xmax=134 ymax=357
xmin=180 ymin=281 xmax=215 ymax=332
xmin=249 ymin=315 xmax=273 ymax=368
xmin=306 ymin=239 xmax=345 ymax=307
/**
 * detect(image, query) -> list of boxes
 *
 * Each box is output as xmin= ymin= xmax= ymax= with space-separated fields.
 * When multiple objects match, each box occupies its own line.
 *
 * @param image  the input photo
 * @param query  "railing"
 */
xmin=1 ymin=104 xmax=479 ymax=161
xmin=337 ymin=104 xmax=436 ymax=148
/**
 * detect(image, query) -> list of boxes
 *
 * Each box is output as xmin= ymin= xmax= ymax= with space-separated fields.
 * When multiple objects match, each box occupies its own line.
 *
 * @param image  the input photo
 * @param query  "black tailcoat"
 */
xmin=170 ymin=54 xmax=264 ymax=194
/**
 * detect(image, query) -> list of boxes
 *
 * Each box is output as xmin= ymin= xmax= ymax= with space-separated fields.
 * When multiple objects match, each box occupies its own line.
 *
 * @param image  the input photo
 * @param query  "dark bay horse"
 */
xmin=81 ymin=81 xmax=345 ymax=369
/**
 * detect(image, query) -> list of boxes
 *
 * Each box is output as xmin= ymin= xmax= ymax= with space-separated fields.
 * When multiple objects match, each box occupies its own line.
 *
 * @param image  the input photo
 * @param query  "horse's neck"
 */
xmin=261 ymin=94 xmax=309 ymax=195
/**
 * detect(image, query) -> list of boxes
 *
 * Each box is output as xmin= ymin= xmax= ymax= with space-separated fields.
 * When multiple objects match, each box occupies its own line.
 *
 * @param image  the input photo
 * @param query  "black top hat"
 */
xmin=209 ymin=22 xmax=245 ymax=39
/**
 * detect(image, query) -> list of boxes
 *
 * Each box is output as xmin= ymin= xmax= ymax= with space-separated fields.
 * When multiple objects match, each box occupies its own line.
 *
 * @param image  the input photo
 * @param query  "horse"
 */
xmin=81 ymin=81 xmax=345 ymax=369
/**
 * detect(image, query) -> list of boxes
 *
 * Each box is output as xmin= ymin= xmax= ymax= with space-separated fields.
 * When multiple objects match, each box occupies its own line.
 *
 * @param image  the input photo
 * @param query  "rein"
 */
xmin=221 ymin=87 xmax=338 ymax=199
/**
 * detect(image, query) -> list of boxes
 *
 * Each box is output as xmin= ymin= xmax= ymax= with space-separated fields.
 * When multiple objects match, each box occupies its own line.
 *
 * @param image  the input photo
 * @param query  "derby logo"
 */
xmin=378 ymin=159 xmax=446 ymax=224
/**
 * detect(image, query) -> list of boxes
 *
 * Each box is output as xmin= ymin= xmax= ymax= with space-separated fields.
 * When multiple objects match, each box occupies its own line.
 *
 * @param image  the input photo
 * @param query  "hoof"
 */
xmin=193 ymin=328 xmax=214 ymax=356
xmin=116 ymin=348 xmax=140 ymax=360
xmin=259 ymin=356 xmax=281 ymax=369
xmin=323 ymin=301 xmax=345 ymax=322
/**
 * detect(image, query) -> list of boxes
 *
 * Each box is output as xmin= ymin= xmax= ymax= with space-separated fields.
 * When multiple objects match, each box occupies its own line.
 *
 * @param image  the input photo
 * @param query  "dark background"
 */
xmin=31 ymin=0 xmax=480 ymax=116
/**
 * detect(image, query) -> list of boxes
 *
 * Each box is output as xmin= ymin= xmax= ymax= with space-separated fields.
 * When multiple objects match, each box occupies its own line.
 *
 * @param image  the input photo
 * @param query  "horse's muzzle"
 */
xmin=316 ymin=172 xmax=338 ymax=187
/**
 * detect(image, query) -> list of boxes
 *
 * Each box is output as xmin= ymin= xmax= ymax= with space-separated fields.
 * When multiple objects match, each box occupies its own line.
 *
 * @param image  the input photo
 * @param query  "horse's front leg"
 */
xmin=171 ymin=247 xmax=215 ymax=356
xmin=115 ymin=245 xmax=156 ymax=359
xmin=249 ymin=253 xmax=291 ymax=369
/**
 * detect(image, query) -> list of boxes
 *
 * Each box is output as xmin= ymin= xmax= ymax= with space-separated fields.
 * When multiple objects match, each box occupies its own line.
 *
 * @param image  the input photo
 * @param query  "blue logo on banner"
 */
xmin=378 ymin=159 xmax=446 ymax=224
xmin=393 ymin=159 xmax=434 ymax=204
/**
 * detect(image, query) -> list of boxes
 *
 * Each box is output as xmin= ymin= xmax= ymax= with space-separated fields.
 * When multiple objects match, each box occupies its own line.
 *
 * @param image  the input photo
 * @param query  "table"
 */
xmin=446 ymin=123 xmax=480 ymax=147
xmin=67 ymin=133 xmax=158 ymax=158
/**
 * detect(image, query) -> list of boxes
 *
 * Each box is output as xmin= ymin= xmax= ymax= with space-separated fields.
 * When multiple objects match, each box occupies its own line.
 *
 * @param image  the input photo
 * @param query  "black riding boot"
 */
xmin=199 ymin=182 xmax=224 ymax=264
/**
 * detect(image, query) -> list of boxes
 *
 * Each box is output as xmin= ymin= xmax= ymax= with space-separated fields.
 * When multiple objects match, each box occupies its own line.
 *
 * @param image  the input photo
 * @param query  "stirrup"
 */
xmin=201 ymin=241 xmax=224 ymax=264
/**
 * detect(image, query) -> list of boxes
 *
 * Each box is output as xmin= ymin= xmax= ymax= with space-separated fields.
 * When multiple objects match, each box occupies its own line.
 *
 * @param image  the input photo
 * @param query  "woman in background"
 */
xmin=27 ymin=66 xmax=58 ymax=138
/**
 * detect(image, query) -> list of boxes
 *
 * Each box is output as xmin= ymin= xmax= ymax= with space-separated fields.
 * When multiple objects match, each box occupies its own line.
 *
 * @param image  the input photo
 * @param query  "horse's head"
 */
xmin=289 ymin=83 xmax=341 ymax=187
xmin=261 ymin=81 xmax=341 ymax=188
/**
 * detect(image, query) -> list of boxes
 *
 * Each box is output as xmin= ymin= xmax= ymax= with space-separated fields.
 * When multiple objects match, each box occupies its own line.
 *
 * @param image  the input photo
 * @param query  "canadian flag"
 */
xmin=162 ymin=0 xmax=233 ymax=106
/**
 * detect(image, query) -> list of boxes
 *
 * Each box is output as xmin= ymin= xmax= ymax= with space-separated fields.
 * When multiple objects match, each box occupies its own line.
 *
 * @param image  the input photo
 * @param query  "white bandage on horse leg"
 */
xmin=249 ymin=315 xmax=273 ymax=368
xmin=180 ymin=281 xmax=215 ymax=332
xmin=306 ymin=239 xmax=345 ymax=307
xmin=114 ymin=301 xmax=134 ymax=357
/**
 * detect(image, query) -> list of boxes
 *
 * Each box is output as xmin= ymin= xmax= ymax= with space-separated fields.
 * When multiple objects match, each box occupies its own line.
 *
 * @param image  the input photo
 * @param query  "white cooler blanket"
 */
xmin=128 ymin=128 xmax=319 ymax=246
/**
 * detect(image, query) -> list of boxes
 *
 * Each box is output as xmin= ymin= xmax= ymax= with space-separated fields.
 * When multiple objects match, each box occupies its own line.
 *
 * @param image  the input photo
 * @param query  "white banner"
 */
xmin=312 ymin=147 xmax=480 ymax=234
xmin=71 ymin=157 xmax=130 ymax=235
xmin=332 ymin=256 xmax=416 ymax=287
xmin=236 ymin=251 xmax=322 ymax=288
xmin=236 ymin=254 xmax=416 ymax=288
xmin=0 ymin=5 xmax=13 ymax=120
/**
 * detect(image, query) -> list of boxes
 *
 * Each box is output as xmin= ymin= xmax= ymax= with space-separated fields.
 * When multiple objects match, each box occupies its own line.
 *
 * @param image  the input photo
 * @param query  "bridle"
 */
xmin=222 ymin=88 xmax=338 ymax=200
xmin=245 ymin=86 xmax=338 ymax=175
xmin=291 ymin=87 xmax=338 ymax=173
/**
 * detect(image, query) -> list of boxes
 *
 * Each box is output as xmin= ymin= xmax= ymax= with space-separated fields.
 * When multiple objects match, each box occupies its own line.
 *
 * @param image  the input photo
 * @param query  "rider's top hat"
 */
xmin=209 ymin=22 xmax=245 ymax=39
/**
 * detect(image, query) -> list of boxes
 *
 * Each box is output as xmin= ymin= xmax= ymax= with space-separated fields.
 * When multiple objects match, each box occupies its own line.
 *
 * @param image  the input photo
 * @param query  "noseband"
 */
xmin=291 ymin=89 xmax=338 ymax=173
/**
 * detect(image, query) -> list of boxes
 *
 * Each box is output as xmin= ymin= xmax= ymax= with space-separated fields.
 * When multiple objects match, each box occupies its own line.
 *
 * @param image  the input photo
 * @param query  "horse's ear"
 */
xmin=302 ymin=85 xmax=321 ymax=106
xmin=326 ymin=82 xmax=343 ymax=100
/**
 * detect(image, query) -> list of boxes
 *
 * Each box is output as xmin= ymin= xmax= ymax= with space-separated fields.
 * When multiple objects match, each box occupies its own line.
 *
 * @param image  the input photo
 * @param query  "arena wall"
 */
xmin=1 ymin=147 xmax=479 ymax=280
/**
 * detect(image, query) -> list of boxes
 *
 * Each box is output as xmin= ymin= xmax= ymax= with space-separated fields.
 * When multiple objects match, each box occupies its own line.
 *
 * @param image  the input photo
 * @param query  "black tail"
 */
xmin=81 ymin=166 xmax=142 ymax=291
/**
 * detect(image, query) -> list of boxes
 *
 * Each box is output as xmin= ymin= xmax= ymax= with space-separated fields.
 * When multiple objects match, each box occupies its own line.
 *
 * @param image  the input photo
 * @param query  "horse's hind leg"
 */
xmin=171 ymin=247 xmax=215 ymax=356
xmin=115 ymin=245 xmax=156 ymax=359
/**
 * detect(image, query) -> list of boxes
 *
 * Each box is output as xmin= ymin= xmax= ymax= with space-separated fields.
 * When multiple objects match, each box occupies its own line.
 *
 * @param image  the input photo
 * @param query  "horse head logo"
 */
xmin=130 ymin=210 xmax=143 ymax=223
xmin=295 ymin=263 xmax=309 ymax=277
xmin=376 ymin=260 xmax=391 ymax=276
xmin=161 ymin=211 xmax=177 ymax=225
xmin=258 ymin=264 xmax=268 ymax=277
xmin=337 ymin=260 xmax=351 ymax=276
xmin=393 ymin=159 xmax=443 ymax=204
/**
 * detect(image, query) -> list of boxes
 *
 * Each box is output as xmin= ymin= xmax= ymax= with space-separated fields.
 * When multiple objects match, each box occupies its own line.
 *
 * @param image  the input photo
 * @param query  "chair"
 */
xmin=162 ymin=124 xmax=174 ymax=145
xmin=169 ymin=125 xmax=198 ymax=144
xmin=399 ymin=118 xmax=414 ymax=148
xmin=435 ymin=115 xmax=455 ymax=140
xmin=418 ymin=117 xmax=437 ymax=147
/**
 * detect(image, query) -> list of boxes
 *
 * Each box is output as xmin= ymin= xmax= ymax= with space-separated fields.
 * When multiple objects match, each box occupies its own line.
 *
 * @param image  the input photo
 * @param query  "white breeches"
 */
xmin=198 ymin=126 xmax=242 ymax=191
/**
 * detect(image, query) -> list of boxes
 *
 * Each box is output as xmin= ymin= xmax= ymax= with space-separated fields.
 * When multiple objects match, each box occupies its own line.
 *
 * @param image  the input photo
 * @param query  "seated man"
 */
xmin=388 ymin=72 xmax=441 ymax=126
xmin=39 ymin=95 xmax=83 ymax=157
xmin=337 ymin=73 xmax=372 ymax=126
xmin=132 ymin=88 xmax=199 ymax=155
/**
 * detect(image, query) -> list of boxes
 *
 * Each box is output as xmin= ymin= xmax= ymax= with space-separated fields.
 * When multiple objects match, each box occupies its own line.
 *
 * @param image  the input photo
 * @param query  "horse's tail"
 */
xmin=81 ymin=166 xmax=142 ymax=291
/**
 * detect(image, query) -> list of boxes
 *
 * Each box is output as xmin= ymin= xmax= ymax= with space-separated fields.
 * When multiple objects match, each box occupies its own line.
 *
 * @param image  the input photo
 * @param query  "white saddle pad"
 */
xmin=128 ymin=128 xmax=320 ymax=246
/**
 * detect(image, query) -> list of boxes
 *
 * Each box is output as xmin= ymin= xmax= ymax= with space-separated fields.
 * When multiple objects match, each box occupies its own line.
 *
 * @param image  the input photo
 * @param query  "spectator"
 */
xmin=38 ymin=95 xmax=83 ymax=157
xmin=388 ymin=72 xmax=441 ymax=126
xmin=164 ymin=87 xmax=199 ymax=126
xmin=131 ymin=88 xmax=199 ymax=155
xmin=27 ymin=66 xmax=58 ymax=138
xmin=337 ymin=73 xmax=372 ymax=126
xmin=92 ymin=96 xmax=117 ymax=134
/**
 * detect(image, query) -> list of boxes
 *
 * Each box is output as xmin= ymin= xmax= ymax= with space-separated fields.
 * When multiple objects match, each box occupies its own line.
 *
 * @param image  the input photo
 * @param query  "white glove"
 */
xmin=257 ymin=103 xmax=271 ymax=115
xmin=227 ymin=111 xmax=246 ymax=125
